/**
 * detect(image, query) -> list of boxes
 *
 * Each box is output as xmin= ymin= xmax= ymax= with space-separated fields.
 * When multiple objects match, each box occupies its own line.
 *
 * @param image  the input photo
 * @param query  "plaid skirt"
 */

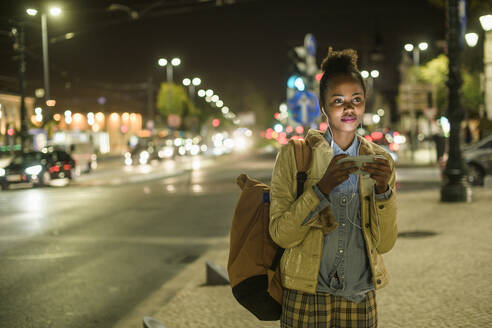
xmin=280 ymin=288 xmax=377 ymax=328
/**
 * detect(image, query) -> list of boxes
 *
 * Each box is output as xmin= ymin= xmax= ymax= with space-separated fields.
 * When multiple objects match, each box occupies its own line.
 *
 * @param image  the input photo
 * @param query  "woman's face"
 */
xmin=323 ymin=74 xmax=365 ymax=134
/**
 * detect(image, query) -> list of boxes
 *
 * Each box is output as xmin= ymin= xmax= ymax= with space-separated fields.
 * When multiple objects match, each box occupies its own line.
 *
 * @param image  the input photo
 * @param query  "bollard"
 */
xmin=143 ymin=316 xmax=168 ymax=328
xmin=205 ymin=259 xmax=229 ymax=285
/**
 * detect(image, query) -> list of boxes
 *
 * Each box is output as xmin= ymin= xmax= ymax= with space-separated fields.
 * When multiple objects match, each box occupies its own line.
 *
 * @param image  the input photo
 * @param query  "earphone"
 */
xmin=321 ymin=107 xmax=382 ymax=240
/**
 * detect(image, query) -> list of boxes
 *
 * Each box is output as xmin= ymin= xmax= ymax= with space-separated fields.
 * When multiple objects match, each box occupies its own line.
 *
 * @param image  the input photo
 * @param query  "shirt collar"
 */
xmin=323 ymin=129 xmax=359 ymax=154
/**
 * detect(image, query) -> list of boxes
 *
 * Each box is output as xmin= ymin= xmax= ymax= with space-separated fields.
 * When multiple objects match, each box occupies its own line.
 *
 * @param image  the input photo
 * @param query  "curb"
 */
xmin=112 ymin=238 xmax=229 ymax=328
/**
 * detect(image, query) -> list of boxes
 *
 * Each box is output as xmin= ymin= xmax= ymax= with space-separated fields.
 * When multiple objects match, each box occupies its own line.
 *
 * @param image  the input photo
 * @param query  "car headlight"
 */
xmin=25 ymin=165 xmax=43 ymax=176
xmin=139 ymin=151 xmax=149 ymax=165
xmin=0 ymin=168 xmax=5 ymax=176
xmin=139 ymin=151 xmax=149 ymax=159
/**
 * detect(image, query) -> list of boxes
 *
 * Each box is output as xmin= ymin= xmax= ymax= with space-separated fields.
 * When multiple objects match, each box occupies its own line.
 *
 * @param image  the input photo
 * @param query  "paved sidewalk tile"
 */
xmin=152 ymin=188 xmax=492 ymax=328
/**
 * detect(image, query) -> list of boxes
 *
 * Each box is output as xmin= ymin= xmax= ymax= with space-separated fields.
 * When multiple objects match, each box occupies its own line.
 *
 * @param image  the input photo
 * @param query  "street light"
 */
xmin=171 ymin=58 xmax=181 ymax=66
xmin=182 ymin=77 xmax=201 ymax=100
xmin=404 ymin=43 xmax=414 ymax=52
xmin=479 ymin=14 xmax=492 ymax=31
xmin=26 ymin=6 xmax=62 ymax=106
xmin=26 ymin=8 xmax=38 ymax=16
xmin=361 ymin=69 xmax=379 ymax=94
xmin=404 ymin=42 xmax=428 ymax=66
xmin=197 ymin=89 xmax=206 ymax=97
xmin=192 ymin=78 xmax=201 ymax=86
xmin=418 ymin=42 xmax=429 ymax=51
xmin=49 ymin=7 xmax=62 ymax=16
xmin=465 ymin=32 xmax=479 ymax=47
xmin=157 ymin=57 xmax=181 ymax=83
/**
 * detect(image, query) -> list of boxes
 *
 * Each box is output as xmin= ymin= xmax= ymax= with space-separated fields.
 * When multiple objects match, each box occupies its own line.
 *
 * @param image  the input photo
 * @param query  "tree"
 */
xmin=155 ymin=83 xmax=200 ymax=130
xmin=410 ymin=54 xmax=483 ymax=117
xmin=238 ymin=82 xmax=273 ymax=130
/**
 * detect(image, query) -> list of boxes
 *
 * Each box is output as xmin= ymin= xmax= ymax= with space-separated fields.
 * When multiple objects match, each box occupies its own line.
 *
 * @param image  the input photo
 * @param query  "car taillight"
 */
xmin=63 ymin=164 xmax=72 ymax=170
xmin=49 ymin=166 xmax=60 ymax=173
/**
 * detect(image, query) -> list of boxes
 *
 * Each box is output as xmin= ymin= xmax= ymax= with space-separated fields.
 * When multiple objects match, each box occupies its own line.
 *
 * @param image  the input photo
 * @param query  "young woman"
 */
xmin=269 ymin=48 xmax=398 ymax=328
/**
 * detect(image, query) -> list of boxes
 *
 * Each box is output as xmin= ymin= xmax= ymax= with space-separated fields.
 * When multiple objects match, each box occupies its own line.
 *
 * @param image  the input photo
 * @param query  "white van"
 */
xmin=69 ymin=143 xmax=97 ymax=173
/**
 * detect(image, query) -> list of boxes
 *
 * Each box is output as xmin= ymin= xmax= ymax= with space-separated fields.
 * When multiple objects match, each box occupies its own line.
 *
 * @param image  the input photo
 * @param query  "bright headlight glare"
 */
xmin=25 ymin=165 xmax=43 ymax=175
xmin=140 ymin=151 xmax=149 ymax=159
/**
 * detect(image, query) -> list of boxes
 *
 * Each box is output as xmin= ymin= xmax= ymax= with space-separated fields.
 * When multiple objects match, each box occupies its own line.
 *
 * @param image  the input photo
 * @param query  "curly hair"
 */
xmin=319 ymin=47 xmax=366 ymax=108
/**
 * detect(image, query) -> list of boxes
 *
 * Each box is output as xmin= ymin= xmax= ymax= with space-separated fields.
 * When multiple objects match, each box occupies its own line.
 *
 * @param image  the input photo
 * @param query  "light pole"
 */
xmin=404 ymin=42 xmax=428 ymax=66
xmin=10 ymin=24 xmax=28 ymax=151
xmin=158 ymin=57 xmax=181 ymax=84
xmin=191 ymin=77 xmax=201 ymax=101
xmin=361 ymin=70 xmax=379 ymax=112
xmin=27 ymin=6 xmax=61 ymax=106
xmin=480 ymin=14 xmax=492 ymax=119
xmin=182 ymin=77 xmax=191 ymax=96
xmin=441 ymin=0 xmax=470 ymax=202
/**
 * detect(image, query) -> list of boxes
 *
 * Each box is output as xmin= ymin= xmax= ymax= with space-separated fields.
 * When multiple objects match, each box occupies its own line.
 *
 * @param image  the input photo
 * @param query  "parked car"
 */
xmin=463 ymin=134 xmax=492 ymax=186
xmin=49 ymin=143 xmax=97 ymax=174
xmin=0 ymin=150 xmax=75 ymax=190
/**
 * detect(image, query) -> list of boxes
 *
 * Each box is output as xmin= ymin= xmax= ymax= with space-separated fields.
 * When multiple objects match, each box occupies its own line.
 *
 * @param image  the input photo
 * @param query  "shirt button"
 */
xmin=365 ymin=223 xmax=370 ymax=228
xmin=377 ymin=279 xmax=382 ymax=284
xmin=339 ymin=249 xmax=343 ymax=253
xmin=342 ymin=223 xmax=346 ymax=227
xmin=379 ymin=205 xmax=385 ymax=209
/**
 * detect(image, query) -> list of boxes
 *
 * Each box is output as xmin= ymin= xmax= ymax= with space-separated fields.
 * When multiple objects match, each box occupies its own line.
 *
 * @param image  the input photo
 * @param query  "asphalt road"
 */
xmin=1 ymin=151 xmax=487 ymax=328
xmin=0 ymin=152 xmax=274 ymax=328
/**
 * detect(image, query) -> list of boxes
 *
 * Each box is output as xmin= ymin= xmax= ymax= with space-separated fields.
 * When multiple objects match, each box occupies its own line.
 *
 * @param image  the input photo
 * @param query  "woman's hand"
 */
xmin=362 ymin=157 xmax=392 ymax=193
xmin=317 ymin=154 xmax=358 ymax=195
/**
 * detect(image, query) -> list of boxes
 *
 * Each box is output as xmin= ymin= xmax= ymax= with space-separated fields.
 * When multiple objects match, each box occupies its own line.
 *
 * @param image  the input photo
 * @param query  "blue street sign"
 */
xmin=304 ymin=33 xmax=316 ymax=57
xmin=288 ymin=90 xmax=320 ymax=125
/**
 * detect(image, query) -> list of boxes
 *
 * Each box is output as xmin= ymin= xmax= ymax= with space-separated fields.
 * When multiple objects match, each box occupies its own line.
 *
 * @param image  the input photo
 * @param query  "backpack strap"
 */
xmin=292 ymin=139 xmax=311 ymax=199
xmin=270 ymin=138 xmax=312 ymax=271
xmin=292 ymin=139 xmax=312 ymax=174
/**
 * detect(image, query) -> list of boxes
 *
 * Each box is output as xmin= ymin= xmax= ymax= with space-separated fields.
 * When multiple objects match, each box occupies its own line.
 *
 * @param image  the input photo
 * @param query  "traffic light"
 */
xmin=288 ymin=47 xmax=308 ymax=78
xmin=287 ymin=37 xmax=318 ymax=92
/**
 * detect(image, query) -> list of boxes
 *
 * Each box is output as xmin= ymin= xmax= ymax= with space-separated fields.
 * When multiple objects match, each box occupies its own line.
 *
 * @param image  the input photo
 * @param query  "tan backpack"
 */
xmin=227 ymin=139 xmax=312 ymax=321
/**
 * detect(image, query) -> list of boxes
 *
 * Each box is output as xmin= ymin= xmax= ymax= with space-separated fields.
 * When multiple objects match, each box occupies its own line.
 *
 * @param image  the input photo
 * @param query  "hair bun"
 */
xmin=321 ymin=47 xmax=359 ymax=73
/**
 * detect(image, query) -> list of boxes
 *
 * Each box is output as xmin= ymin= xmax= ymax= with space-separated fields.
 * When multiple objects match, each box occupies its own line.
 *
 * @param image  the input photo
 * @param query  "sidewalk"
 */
xmin=117 ymin=187 xmax=492 ymax=328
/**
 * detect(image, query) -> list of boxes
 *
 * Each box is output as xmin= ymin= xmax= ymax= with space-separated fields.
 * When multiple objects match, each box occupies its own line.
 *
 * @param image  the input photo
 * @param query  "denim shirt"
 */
xmin=304 ymin=131 xmax=391 ymax=303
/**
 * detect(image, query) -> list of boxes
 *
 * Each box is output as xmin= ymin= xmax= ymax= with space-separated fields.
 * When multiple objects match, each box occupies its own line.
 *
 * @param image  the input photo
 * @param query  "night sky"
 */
xmin=0 ymin=0 xmax=454 ymax=117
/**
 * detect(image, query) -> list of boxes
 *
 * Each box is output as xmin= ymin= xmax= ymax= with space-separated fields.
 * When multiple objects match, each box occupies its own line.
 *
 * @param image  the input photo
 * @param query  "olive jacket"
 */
xmin=269 ymin=129 xmax=398 ymax=294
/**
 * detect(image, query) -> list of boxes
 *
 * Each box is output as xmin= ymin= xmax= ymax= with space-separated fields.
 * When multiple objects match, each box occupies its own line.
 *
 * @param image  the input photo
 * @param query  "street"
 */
xmin=0 ymin=153 xmax=257 ymax=328
xmin=0 ymin=151 xmax=489 ymax=328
